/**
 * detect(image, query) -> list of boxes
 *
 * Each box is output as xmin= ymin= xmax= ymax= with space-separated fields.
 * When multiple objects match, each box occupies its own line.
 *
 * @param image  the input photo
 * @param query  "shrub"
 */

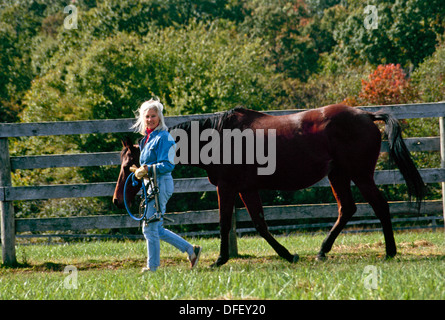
xmin=359 ymin=64 xmax=417 ymax=105
xmin=411 ymin=44 xmax=445 ymax=102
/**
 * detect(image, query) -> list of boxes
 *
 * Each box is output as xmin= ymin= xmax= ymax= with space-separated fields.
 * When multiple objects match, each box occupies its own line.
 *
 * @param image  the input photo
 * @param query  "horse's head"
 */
xmin=112 ymin=137 xmax=141 ymax=208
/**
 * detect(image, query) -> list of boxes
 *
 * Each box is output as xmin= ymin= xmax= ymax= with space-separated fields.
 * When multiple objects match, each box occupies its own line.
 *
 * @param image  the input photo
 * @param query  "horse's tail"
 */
xmin=371 ymin=111 xmax=425 ymax=210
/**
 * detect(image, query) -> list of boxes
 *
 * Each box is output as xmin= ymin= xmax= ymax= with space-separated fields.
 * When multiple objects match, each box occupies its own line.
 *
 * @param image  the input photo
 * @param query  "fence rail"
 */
xmin=1 ymin=102 xmax=445 ymax=265
xmin=1 ymin=169 xmax=444 ymax=202
xmin=6 ymin=136 xmax=440 ymax=170
xmin=13 ymin=200 xmax=443 ymax=233
xmin=1 ymin=102 xmax=444 ymax=138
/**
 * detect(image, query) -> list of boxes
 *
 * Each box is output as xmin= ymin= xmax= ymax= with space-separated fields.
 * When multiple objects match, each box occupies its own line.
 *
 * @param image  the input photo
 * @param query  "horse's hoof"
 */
xmin=316 ymin=253 xmax=327 ymax=262
xmin=210 ymin=256 xmax=228 ymax=268
xmin=385 ymin=249 xmax=397 ymax=260
xmin=292 ymin=254 xmax=299 ymax=263
xmin=385 ymin=253 xmax=396 ymax=260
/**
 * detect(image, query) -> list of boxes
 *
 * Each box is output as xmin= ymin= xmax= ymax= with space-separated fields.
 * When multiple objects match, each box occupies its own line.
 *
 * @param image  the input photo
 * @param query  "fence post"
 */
xmin=0 ymin=138 xmax=17 ymax=266
xmin=439 ymin=117 xmax=445 ymax=231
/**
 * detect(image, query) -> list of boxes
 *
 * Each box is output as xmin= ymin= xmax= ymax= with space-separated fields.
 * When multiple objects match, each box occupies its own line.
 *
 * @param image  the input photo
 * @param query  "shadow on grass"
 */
xmin=1 ymin=261 xmax=66 ymax=272
xmin=2 ymin=251 xmax=443 ymax=273
xmin=1 ymin=259 xmax=147 ymax=273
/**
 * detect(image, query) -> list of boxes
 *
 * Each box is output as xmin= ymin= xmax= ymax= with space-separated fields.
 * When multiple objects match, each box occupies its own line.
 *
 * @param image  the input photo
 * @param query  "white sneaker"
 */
xmin=188 ymin=246 xmax=202 ymax=269
xmin=141 ymin=267 xmax=155 ymax=273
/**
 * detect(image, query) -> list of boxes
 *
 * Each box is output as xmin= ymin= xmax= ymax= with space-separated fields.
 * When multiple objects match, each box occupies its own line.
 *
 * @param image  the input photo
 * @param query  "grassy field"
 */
xmin=0 ymin=231 xmax=443 ymax=300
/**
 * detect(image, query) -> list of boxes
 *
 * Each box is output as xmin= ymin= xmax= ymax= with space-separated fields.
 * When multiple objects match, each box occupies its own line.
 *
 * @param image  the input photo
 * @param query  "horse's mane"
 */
xmin=169 ymin=106 xmax=263 ymax=133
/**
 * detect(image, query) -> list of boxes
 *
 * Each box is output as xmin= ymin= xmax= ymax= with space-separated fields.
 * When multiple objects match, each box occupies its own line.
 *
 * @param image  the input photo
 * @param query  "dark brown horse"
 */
xmin=113 ymin=104 xmax=424 ymax=267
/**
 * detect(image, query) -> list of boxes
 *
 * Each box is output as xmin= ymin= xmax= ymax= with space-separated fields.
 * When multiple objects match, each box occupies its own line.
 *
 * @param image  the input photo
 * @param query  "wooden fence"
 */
xmin=1 ymin=102 xmax=445 ymax=265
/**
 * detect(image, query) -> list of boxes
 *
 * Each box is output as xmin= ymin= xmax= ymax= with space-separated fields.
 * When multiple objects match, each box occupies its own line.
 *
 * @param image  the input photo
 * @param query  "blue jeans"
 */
xmin=142 ymin=174 xmax=193 ymax=271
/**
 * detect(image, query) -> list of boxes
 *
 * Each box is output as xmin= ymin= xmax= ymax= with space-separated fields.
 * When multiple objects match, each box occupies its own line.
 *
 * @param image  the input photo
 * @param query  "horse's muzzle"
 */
xmin=113 ymin=197 xmax=126 ymax=209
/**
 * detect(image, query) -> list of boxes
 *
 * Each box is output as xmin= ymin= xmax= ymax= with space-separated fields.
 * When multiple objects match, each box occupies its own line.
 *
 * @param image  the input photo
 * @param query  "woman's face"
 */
xmin=145 ymin=108 xmax=160 ymax=131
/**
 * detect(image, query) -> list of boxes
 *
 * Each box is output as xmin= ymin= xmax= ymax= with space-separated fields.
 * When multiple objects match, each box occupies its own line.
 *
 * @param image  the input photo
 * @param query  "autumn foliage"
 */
xmin=359 ymin=64 xmax=417 ymax=105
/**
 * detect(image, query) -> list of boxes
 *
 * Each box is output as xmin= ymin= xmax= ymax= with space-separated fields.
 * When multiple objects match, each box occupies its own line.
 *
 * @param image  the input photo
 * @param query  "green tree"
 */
xmin=240 ymin=0 xmax=319 ymax=81
xmin=0 ymin=20 xmax=33 ymax=122
xmin=0 ymin=23 xmax=24 ymax=122
xmin=411 ymin=44 xmax=445 ymax=102
xmin=304 ymin=4 xmax=348 ymax=55
xmin=334 ymin=0 xmax=445 ymax=68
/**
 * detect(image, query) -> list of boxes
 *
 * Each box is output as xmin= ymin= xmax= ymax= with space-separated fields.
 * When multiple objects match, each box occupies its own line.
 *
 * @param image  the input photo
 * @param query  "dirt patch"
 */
xmin=399 ymin=240 xmax=434 ymax=248
xmin=1 ymin=259 xmax=146 ymax=274
xmin=75 ymin=259 xmax=145 ymax=271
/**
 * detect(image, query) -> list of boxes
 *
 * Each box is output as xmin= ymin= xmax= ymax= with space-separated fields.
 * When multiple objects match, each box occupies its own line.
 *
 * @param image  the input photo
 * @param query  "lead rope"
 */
xmin=126 ymin=165 xmax=173 ymax=223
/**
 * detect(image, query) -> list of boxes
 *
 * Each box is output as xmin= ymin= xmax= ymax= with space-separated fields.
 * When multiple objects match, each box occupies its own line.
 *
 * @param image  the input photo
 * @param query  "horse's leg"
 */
xmin=239 ymin=189 xmax=299 ymax=263
xmin=211 ymin=183 xmax=237 ymax=267
xmin=353 ymin=176 xmax=397 ymax=259
xmin=317 ymin=169 xmax=357 ymax=261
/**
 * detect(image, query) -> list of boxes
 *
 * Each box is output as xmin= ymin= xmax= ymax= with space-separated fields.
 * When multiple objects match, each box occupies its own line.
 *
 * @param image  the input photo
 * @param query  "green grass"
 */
xmin=1 ymin=231 xmax=444 ymax=300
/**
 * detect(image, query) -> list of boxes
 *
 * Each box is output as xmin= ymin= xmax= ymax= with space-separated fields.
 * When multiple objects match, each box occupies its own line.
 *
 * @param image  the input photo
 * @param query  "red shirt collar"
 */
xmin=144 ymin=128 xmax=154 ymax=145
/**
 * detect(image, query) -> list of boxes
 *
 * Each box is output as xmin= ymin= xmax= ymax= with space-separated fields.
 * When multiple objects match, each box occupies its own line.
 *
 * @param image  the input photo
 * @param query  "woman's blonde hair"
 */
xmin=131 ymin=98 xmax=168 ymax=135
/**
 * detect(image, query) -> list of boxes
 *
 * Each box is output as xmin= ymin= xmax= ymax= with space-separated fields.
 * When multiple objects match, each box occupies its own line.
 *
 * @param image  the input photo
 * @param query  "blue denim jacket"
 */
xmin=139 ymin=129 xmax=176 ymax=176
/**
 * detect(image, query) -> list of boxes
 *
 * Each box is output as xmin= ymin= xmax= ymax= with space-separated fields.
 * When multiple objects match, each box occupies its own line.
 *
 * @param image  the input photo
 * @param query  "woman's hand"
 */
xmin=134 ymin=165 xmax=149 ymax=179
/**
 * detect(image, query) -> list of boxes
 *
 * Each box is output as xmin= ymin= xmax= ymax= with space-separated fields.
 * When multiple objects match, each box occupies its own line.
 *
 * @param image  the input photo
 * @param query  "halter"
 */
xmin=123 ymin=165 xmax=164 ymax=223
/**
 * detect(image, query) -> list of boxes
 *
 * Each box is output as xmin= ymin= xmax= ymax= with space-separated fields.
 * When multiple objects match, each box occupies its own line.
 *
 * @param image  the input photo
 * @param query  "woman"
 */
xmin=131 ymin=99 xmax=201 ymax=272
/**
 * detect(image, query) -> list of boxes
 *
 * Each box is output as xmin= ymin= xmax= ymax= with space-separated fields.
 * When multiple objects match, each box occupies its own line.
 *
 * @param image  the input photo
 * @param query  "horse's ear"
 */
xmin=121 ymin=136 xmax=133 ymax=148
